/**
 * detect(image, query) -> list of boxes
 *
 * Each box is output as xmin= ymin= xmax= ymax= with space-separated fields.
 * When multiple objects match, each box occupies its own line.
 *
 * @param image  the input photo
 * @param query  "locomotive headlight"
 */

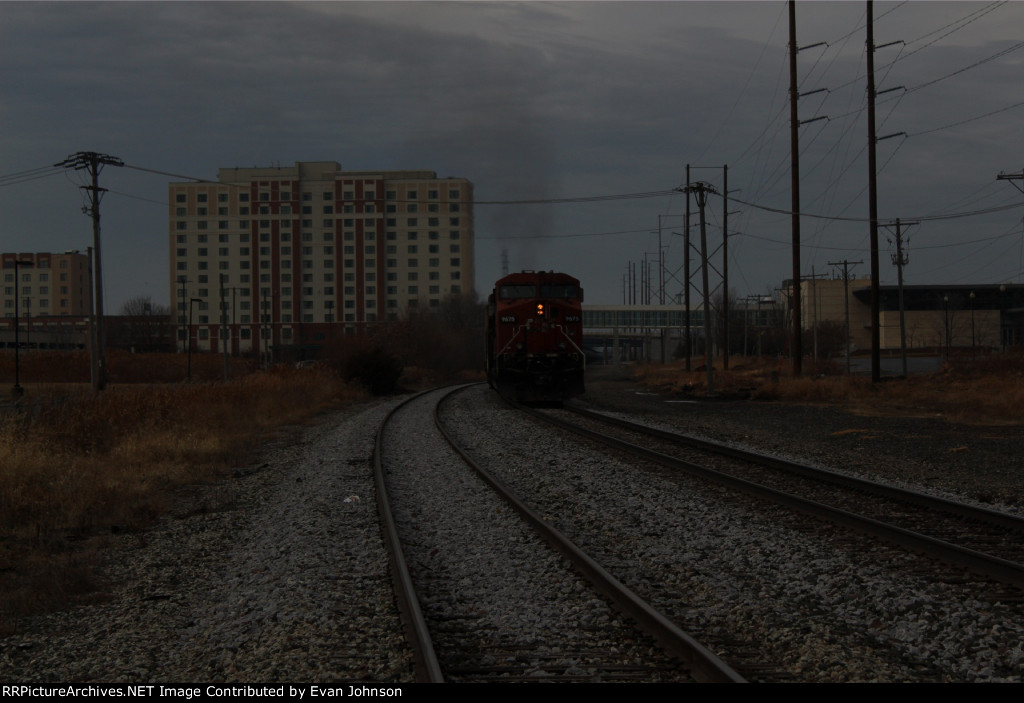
xmin=536 ymin=303 xmax=545 ymax=317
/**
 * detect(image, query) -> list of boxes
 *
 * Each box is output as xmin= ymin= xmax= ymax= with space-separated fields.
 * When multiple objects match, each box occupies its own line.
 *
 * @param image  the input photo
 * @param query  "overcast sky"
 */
xmin=2 ymin=1 xmax=1023 ymax=312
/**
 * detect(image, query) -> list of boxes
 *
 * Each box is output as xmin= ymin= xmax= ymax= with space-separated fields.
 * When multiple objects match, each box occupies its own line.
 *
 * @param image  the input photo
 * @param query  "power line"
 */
xmin=726 ymin=192 xmax=1024 ymax=224
xmin=122 ymin=162 xmax=679 ymax=205
xmin=0 ymin=165 xmax=65 ymax=188
xmin=736 ymin=226 xmax=1021 ymax=252
xmin=909 ymin=99 xmax=1024 ymax=138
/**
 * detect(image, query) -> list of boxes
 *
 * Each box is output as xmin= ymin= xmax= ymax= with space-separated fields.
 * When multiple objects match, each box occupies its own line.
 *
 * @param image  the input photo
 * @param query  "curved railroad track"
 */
xmin=373 ymin=386 xmax=743 ymax=683
xmin=435 ymin=384 xmax=1024 ymax=682
xmin=529 ymin=402 xmax=1024 ymax=594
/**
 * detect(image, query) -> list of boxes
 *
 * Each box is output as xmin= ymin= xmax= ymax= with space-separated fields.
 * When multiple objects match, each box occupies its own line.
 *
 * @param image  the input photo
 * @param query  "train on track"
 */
xmin=485 ymin=270 xmax=586 ymax=403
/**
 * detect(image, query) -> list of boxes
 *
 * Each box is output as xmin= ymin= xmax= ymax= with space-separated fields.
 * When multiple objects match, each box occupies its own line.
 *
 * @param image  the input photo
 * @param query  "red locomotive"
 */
xmin=485 ymin=271 xmax=586 ymax=402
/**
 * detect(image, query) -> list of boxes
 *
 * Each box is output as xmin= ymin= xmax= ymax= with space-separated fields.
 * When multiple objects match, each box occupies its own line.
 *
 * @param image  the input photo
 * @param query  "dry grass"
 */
xmin=0 ymin=367 xmax=366 ymax=629
xmin=635 ymin=352 xmax=1024 ymax=426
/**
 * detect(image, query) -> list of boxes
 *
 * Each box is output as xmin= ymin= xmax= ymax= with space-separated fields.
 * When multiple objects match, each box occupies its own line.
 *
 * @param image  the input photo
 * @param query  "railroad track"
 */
xmin=530 ymin=402 xmax=1024 ymax=595
xmin=433 ymin=385 xmax=1024 ymax=681
xmin=373 ymin=387 xmax=744 ymax=683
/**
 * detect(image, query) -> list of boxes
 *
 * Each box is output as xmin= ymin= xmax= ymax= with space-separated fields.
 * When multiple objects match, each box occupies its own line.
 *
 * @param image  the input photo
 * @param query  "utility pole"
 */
xmin=786 ymin=4 xmax=827 ymax=376
xmin=806 ymin=268 xmax=829 ymax=363
xmin=684 ymin=164 xmax=730 ymax=371
xmin=866 ymin=1 xmax=881 ymax=383
xmin=865 ymin=3 xmax=905 ymax=382
xmin=681 ymin=181 xmax=718 ymax=395
xmin=882 ymin=219 xmax=917 ymax=378
xmin=722 ymin=164 xmax=730 ymax=371
xmin=55 ymin=151 xmax=124 ymax=391
xmin=684 ymin=165 xmax=692 ymax=372
xmin=788 ymin=0 xmax=804 ymax=377
xmin=997 ymin=169 xmax=1024 ymax=194
xmin=829 ymin=259 xmax=862 ymax=374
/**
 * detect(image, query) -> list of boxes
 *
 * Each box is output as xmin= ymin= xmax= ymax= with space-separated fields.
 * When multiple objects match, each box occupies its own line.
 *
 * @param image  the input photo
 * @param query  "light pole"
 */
xmin=943 ymin=295 xmax=950 ymax=358
xmin=12 ymin=259 xmax=34 ymax=396
xmin=969 ymin=291 xmax=976 ymax=353
xmin=187 ymin=297 xmax=202 ymax=381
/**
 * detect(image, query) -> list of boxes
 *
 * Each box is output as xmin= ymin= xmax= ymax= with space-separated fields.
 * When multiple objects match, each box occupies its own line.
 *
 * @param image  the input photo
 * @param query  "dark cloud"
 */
xmin=1 ymin=1 xmax=1023 ymax=309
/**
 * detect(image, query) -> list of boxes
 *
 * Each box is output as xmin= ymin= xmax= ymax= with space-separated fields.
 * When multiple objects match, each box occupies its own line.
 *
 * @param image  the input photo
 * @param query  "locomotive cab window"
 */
xmin=499 ymin=285 xmax=537 ymax=299
xmin=540 ymin=285 xmax=580 ymax=299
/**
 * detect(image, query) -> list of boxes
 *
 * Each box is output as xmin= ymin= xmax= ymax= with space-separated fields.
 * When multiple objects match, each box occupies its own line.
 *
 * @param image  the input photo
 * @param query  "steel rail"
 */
xmin=527 ymin=403 xmax=1024 ymax=591
xmin=373 ymin=391 xmax=445 ymax=683
xmin=566 ymin=404 xmax=1024 ymax=533
xmin=436 ymin=385 xmax=746 ymax=683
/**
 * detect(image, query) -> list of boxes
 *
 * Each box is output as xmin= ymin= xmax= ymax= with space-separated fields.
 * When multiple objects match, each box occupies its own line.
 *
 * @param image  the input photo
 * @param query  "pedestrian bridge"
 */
xmin=582 ymin=305 xmax=704 ymax=330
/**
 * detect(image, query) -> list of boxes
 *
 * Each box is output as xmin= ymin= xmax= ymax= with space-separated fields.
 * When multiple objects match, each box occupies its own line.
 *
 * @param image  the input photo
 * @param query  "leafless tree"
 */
xmin=119 ymin=296 xmax=169 ymax=318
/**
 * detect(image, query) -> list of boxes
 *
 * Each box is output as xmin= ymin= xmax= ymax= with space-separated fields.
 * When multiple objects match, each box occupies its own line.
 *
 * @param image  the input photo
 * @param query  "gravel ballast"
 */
xmin=1 ymin=399 xmax=414 ymax=683
xmin=3 ymin=367 xmax=1022 ymax=683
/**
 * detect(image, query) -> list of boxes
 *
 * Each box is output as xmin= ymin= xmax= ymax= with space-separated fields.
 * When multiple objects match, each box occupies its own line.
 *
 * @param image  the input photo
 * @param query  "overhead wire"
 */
xmin=0 ymin=164 xmax=65 ymax=188
xmin=694 ymin=1 xmax=787 ymax=167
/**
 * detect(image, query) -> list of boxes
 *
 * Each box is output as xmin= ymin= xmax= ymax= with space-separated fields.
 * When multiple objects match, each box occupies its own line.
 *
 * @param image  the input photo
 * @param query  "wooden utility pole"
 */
xmin=722 ymin=164 xmax=730 ymax=370
xmin=866 ymin=1 xmax=882 ymax=383
xmin=687 ymin=181 xmax=717 ymax=395
xmin=684 ymin=165 xmax=692 ymax=372
xmin=788 ymin=0 xmax=803 ymax=377
xmin=997 ymin=170 xmax=1024 ymax=194
xmin=55 ymin=151 xmax=124 ymax=390
xmin=866 ymin=3 xmax=906 ymax=381
xmin=883 ymin=219 xmax=918 ymax=378
xmin=829 ymin=259 xmax=862 ymax=374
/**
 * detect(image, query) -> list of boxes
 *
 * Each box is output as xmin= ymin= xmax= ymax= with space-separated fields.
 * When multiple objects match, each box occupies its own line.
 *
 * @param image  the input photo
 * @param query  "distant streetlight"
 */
xmin=969 ymin=291 xmax=976 ymax=351
xmin=187 ymin=298 xmax=202 ymax=381
xmin=943 ymin=295 xmax=950 ymax=358
xmin=12 ymin=258 xmax=34 ymax=397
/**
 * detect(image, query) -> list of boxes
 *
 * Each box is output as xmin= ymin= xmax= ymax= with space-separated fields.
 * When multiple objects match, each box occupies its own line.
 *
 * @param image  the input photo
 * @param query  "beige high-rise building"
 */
xmin=1 ymin=251 xmax=91 ymax=319
xmin=169 ymin=161 xmax=474 ymax=354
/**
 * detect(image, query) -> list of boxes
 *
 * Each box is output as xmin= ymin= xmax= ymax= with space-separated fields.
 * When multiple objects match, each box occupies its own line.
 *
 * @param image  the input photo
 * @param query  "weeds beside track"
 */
xmin=0 ymin=367 xmax=366 ymax=629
